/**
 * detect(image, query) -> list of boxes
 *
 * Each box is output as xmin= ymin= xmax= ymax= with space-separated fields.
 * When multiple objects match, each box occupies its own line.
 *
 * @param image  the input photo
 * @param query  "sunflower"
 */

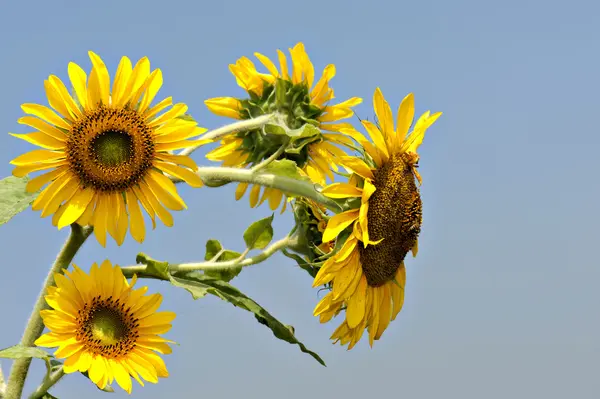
xmin=205 ymin=42 xmax=361 ymax=212
xmin=312 ymin=88 xmax=442 ymax=349
xmin=35 ymin=260 xmax=174 ymax=393
xmin=9 ymin=51 xmax=208 ymax=246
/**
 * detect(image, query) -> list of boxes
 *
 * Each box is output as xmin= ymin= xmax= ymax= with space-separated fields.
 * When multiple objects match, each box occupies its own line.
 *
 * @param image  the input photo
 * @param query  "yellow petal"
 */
xmin=339 ymin=156 xmax=374 ymax=180
xmin=126 ymin=190 xmax=145 ymax=243
xmin=25 ymin=167 xmax=66 ymax=192
xmin=154 ymin=161 xmax=203 ymax=188
xmin=122 ymin=57 xmax=151 ymax=106
xmin=145 ymin=96 xmax=173 ymax=120
xmin=57 ymin=186 xmax=95 ymax=229
xmin=375 ymin=285 xmax=393 ymax=340
xmin=21 ymin=104 xmax=70 ymax=130
xmin=322 ymin=209 xmax=359 ymax=243
xmin=253 ymin=52 xmax=279 ymax=77
xmin=139 ymin=69 xmax=163 ymax=113
xmin=205 ymin=97 xmax=242 ymax=119
xmin=92 ymin=194 xmax=108 ymax=247
xmin=276 ymin=49 xmax=289 ymax=79
xmin=10 ymin=132 xmax=65 ymax=150
xmin=373 ymin=88 xmax=394 ymax=142
xmin=48 ymin=75 xmax=82 ymax=119
xmin=396 ymin=93 xmax=415 ymax=145
xmin=362 ymin=120 xmax=390 ymax=161
xmin=139 ymin=183 xmax=174 ymax=227
xmin=321 ymin=183 xmax=362 ymax=199
xmin=111 ymin=56 xmax=133 ymax=107
xmin=67 ymin=62 xmax=88 ymax=110
xmin=17 ymin=116 xmax=66 ymax=142
xmin=88 ymin=51 xmax=111 ymax=106
xmin=346 ymin=276 xmax=368 ymax=328
xmin=144 ymin=172 xmax=186 ymax=211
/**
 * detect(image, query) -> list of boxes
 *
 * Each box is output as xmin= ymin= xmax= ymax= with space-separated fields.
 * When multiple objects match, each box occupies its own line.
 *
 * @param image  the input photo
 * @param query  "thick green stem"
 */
xmin=28 ymin=368 xmax=64 ymax=399
xmin=178 ymin=113 xmax=277 ymax=157
xmin=0 ymin=364 xmax=5 ymax=398
xmin=194 ymin=167 xmax=343 ymax=213
xmin=5 ymin=225 xmax=91 ymax=399
xmin=121 ymin=236 xmax=291 ymax=277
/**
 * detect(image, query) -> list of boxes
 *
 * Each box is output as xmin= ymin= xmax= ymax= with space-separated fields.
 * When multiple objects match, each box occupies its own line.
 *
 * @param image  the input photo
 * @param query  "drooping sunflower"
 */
xmin=35 ymin=260 xmax=174 ymax=394
xmin=312 ymin=88 xmax=441 ymax=349
xmin=205 ymin=42 xmax=361 ymax=212
xmin=9 ymin=51 xmax=207 ymax=246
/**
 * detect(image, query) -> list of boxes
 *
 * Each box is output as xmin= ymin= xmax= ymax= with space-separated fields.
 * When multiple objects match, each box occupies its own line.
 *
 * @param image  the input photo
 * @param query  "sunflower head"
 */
xmin=35 ymin=260 xmax=174 ymax=394
xmin=312 ymin=88 xmax=442 ymax=349
xmin=205 ymin=42 xmax=362 ymax=211
xmin=9 ymin=51 xmax=208 ymax=247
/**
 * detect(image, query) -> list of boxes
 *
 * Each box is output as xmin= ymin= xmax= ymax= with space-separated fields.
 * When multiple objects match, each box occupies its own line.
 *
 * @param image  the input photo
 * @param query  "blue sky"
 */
xmin=1 ymin=0 xmax=599 ymax=397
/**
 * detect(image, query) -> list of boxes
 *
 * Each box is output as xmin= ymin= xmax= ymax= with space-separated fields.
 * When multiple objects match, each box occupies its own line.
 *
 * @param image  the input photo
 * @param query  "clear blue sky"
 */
xmin=1 ymin=0 xmax=599 ymax=397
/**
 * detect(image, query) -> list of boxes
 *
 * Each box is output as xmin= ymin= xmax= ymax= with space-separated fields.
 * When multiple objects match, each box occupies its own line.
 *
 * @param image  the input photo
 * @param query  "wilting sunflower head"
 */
xmin=205 ymin=42 xmax=362 ymax=212
xmin=311 ymin=88 xmax=442 ymax=349
xmin=35 ymin=260 xmax=174 ymax=394
xmin=9 ymin=51 xmax=208 ymax=247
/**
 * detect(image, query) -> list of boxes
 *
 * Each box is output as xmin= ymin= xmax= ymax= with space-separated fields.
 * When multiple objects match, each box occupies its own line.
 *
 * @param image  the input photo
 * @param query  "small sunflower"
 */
xmin=312 ymin=88 xmax=442 ymax=349
xmin=205 ymin=42 xmax=361 ymax=212
xmin=35 ymin=260 xmax=174 ymax=394
xmin=10 ymin=51 xmax=208 ymax=246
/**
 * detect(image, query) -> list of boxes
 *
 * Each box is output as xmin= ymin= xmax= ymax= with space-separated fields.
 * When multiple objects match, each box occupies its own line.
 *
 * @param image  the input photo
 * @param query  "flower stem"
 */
xmin=121 ymin=236 xmax=292 ymax=277
xmin=194 ymin=167 xmax=343 ymax=213
xmin=178 ymin=113 xmax=277 ymax=157
xmin=4 ymin=225 xmax=92 ymax=399
xmin=28 ymin=367 xmax=65 ymax=399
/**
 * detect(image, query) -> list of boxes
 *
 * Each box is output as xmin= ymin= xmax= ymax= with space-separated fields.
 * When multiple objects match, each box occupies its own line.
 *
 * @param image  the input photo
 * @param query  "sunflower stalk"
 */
xmin=178 ymin=113 xmax=278 ymax=157
xmin=250 ymin=139 xmax=290 ymax=172
xmin=5 ymin=224 xmax=93 ymax=399
xmin=173 ymin=166 xmax=343 ymax=213
xmin=121 ymin=236 xmax=292 ymax=277
xmin=28 ymin=367 xmax=65 ymax=399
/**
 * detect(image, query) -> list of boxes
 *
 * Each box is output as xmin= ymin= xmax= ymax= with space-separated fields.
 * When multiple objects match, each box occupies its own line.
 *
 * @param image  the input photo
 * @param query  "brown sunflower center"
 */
xmin=67 ymin=105 xmax=155 ymax=192
xmin=76 ymin=295 xmax=140 ymax=358
xmin=358 ymin=152 xmax=422 ymax=287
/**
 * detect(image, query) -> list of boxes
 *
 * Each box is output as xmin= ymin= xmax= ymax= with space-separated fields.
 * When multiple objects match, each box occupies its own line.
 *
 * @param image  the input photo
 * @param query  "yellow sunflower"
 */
xmin=205 ymin=42 xmax=361 ymax=212
xmin=9 ymin=51 xmax=208 ymax=246
xmin=35 ymin=260 xmax=174 ymax=394
xmin=312 ymin=88 xmax=442 ymax=349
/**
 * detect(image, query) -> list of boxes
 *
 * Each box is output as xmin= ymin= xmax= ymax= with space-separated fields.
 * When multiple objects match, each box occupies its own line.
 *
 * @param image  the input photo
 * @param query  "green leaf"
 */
xmin=204 ymin=239 xmax=223 ymax=260
xmin=203 ymin=239 xmax=243 ymax=282
xmin=0 ymin=344 xmax=51 ymax=360
xmin=264 ymin=124 xmax=287 ymax=136
xmin=281 ymin=249 xmax=320 ymax=278
xmin=0 ymin=176 xmax=39 ymax=226
xmin=262 ymin=159 xmax=309 ymax=182
xmin=136 ymin=253 xmax=170 ymax=280
xmin=286 ymin=123 xmax=320 ymax=139
xmin=170 ymin=271 xmax=325 ymax=366
xmin=243 ymin=214 xmax=274 ymax=250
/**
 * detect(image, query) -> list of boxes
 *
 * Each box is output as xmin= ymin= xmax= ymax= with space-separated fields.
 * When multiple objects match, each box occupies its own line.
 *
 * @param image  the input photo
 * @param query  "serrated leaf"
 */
xmin=286 ymin=124 xmax=320 ymax=139
xmin=136 ymin=253 xmax=170 ymax=280
xmin=264 ymin=124 xmax=287 ymax=136
xmin=170 ymin=271 xmax=325 ymax=366
xmin=281 ymin=249 xmax=319 ymax=278
xmin=0 ymin=344 xmax=51 ymax=360
xmin=204 ymin=239 xmax=243 ymax=282
xmin=243 ymin=214 xmax=274 ymax=250
xmin=262 ymin=159 xmax=308 ymax=182
xmin=204 ymin=239 xmax=223 ymax=260
xmin=0 ymin=176 xmax=39 ymax=226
